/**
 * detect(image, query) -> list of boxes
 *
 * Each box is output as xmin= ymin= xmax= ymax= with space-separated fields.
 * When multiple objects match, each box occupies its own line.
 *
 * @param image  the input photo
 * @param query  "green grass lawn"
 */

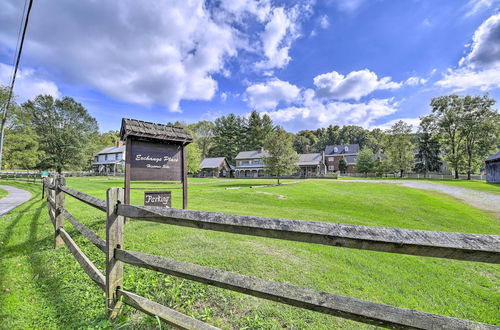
xmin=339 ymin=176 xmax=500 ymax=194
xmin=0 ymin=187 xmax=7 ymax=199
xmin=0 ymin=178 xmax=499 ymax=329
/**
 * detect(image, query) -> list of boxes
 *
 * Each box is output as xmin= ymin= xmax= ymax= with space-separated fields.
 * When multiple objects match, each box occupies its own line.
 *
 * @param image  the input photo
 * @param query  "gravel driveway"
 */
xmin=340 ymin=180 xmax=500 ymax=215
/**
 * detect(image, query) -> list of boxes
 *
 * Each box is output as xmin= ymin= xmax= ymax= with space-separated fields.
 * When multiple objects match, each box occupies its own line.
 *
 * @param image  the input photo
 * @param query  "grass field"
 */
xmin=0 ymin=178 xmax=499 ymax=329
xmin=338 ymin=176 xmax=500 ymax=194
xmin=0 ymin=187 xmax=7 ymax=199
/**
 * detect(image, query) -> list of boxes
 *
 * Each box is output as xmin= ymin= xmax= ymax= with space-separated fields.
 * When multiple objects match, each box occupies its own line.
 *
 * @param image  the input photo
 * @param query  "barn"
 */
xmin=485 ymin=152 xmax=500 ymax=184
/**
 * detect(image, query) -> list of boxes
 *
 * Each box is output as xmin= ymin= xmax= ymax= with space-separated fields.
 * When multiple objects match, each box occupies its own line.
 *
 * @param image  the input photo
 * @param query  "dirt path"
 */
xmin=340 ymin=180 xmax=500 ymax=214
xmin=0 ymin=185 xmax=32 ymax=216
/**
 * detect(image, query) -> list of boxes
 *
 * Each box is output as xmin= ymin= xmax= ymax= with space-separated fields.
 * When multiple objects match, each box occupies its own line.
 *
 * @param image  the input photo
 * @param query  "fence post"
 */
xmin=106 ymin=187 xmax=124 ymax=319
xmin=46 ymin=177 xmax=54 ymax=224
xmin=54 ymin=175 xmax=66 ymax=248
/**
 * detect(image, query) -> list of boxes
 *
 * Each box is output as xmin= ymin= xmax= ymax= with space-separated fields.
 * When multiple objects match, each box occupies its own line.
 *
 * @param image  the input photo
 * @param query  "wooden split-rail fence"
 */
xmin=0 ymin=171 xmax=43 ymax=184
xmin=43 ymin=176 xmax=500 ymax=329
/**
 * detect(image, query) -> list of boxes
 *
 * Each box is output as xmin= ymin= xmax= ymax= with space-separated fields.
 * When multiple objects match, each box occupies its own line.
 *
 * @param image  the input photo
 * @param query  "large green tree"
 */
xmin=428 ymin=94 xmax=499 ymax=179
xmin=356 ymin=147 xmax=375 ymax=176
xmin=385 ymin=120 xmax=415 ymax=177
xmin=414 ymin=116 xmax=442 ymax=176
xmin=24 ymin=95 xmax=99 ymax=172
xmin=427 ymin=95 xmax=466 ymax=179
xmin=263 ymin=127 xmax=299 ymax=184
xmin=460 ymin=95 xmax=499 ymax=179
xmin=210 ymin=114 xmax=247 ymax=163
xmin=190 ymin=120 xmax=215 ymax=159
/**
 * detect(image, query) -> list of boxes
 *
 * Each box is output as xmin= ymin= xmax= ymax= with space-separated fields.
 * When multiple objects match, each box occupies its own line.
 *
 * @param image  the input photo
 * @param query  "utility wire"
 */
xmin=10 ymin=0 xmax=29 ymax=81
xmin=0 ymin=0 xmax=34 ymax=170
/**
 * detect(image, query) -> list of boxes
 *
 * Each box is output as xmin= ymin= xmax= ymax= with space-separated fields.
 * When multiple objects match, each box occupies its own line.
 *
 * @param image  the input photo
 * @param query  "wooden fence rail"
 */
xmin=42 ymin=177 xmax=500 ymax=329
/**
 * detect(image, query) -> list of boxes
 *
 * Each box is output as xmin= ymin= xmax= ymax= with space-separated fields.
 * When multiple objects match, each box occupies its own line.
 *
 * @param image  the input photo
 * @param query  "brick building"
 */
xmin=324 ymin=144 xmax=359 ymax=174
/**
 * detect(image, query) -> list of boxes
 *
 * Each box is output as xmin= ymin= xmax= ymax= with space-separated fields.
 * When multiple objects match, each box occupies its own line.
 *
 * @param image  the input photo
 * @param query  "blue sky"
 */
xmin=1 ymin=0 xmax=499 ymax=132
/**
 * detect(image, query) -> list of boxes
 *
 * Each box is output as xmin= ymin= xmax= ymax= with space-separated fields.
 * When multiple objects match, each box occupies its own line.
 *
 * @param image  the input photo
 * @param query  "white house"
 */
xmin=93 ymin=142 xmax=125 ymax=175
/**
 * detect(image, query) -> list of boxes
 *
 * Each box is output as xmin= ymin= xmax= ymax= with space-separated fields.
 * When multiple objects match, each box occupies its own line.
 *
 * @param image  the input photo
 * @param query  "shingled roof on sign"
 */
xmin=120 ymin=118 xmax=193 ymax=143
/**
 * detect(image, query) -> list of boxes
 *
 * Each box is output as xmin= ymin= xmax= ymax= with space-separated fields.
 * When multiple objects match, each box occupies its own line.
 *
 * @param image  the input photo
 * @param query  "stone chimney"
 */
xmin=117 ymin=140 xmax=124 ymax=147
xmin=258 ymin=147 xmax=264 ymax=153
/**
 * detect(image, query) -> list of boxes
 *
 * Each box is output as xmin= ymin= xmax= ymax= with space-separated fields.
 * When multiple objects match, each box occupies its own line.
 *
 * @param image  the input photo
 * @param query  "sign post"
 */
xmin=120 ymin=118 xmax=192 ymax=209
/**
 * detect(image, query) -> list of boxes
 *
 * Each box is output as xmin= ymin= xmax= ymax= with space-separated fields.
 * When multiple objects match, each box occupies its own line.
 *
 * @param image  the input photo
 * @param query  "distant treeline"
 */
xmin=1 ymin=85 xmax=498 ymax=178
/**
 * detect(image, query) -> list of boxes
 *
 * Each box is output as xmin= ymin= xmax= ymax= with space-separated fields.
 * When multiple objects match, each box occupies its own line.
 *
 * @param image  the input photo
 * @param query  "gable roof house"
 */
xmin=234 ymin=148 xmax=268 ymax=178
xmin=199 ymin=157 xmax=233 ymax=178
xmin=324 ymin=144 xmax=360 ymax=173
xmin=234 ymin=148 xmax=326 ymax=178
xmin=93 ymin=141 xmax=125 ymax=175
xmin=296 ymin=153 xmax=326 ymax=177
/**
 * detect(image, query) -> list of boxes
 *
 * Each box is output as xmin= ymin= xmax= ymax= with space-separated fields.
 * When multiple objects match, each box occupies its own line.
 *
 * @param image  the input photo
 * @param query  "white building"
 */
xmin=93 ymin=142 xmax=125 ymax=175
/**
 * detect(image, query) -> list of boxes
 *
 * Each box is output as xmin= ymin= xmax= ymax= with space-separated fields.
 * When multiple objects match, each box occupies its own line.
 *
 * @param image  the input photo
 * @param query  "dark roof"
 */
xmin=120 ymin=118 xmax=192 ymax=143
xmin=96 ymin=145 xmax=125 ymax=155
xmin=325 ymin=144 xmax=359 ymax=155
xmin=235 ymin=150 xmax=269 ymax=160
xmin=296 ymin=153 xmax=323 ymax=166
xmin=200 ymin=157 xmax=227 ymax=169
xmin=486 ymin=151 xmax=500 ymax=162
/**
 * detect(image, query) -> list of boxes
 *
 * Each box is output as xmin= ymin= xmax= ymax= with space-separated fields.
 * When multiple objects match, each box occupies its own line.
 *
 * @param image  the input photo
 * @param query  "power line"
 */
xmin=0 ymin=0 xmax=34 ymax=170
xmin=10 ymin=0 xmax=29 ymax=81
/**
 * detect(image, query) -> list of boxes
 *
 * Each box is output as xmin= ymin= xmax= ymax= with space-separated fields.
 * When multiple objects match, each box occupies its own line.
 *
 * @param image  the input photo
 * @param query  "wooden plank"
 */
xmin=129 ymin=187 xmax=182 ymax=190
xmin=49 ymin=208 xmax=55 ymax=227
xmin=47 ymin=197 xmax=56 ymax=212
xmin=182 ymin=144 xmax=188 ymax=209
xmin=116 ymin=248 xmax=497 ymax=330
xmin=59 ymin=185 xmax=106 ymax=212
xmin=117 ymin=205 xmax=500 ymax=264
xmin=62 ymin=209 xmax=106 ymax=253
xmin=106 ymin=187 xmax=124 ymax=319
xmin=59 ymin=228 xmax=105 ymax=290
xmin=117 ymin=289 xmax=220 ymax=330
xmin=124 ymin=137 xmax=131 ymax=205
xmin=55 ymin=176 xmax=66 ymax=248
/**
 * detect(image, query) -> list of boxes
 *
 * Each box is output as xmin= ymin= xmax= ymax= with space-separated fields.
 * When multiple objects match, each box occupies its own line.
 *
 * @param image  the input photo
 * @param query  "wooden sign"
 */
xmin=129 ymin=140 xmax=181 ymax=181
xmin=120 ymin=118 xmax=192 ymax=209
xmin=144 ymin=191 xmax=171 ymax=207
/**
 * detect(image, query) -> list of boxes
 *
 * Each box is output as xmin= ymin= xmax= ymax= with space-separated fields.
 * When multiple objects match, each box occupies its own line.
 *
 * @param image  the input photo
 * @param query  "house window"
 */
xmin=105 ymin=154 xmax=108 ymax=160
xmin=328 ymin=157 xmax=334 ymax=162
xmin=345 ymin=146 xmax=349 ymax=152
xmin=328 ymin=165 xmax=335 ymax=171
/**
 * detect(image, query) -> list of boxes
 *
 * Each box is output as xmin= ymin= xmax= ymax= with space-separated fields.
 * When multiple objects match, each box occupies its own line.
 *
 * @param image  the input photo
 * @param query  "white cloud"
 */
xmin=436 ymin=66 xmax=500 ymax=91
xmin=465 ymin=0 xmax=496 ymax=17
xmin=0 ymin=63 xmax=60 ymax=101
xmin=313 ymin=69 xmax=401 ymax=100
xmin=436 ymin=13 xmax=500 ymax=91
xmin=220 ymin=92 xmax=228 ymax=102
xmin=405 ymin=76 xmax=428 ymax=86
xmin=255 ymin=7 xmax=299 ymax=70
xmin=319 ymin=15 xmax=330 ymax=29
xmin=332 ymin=0 xmax=368 ymax=13
xmin=0 ymin=0 xmax=311 ymax=112
xmin=263 ymin=92 xmax=398 ymax=130
xmin=372 ymin=117 xmax=420 ymax=131
xmin=245 ymin=78 xmax=301 ymax=110
xmin=460 ymin=13 xmax=500 ymax=68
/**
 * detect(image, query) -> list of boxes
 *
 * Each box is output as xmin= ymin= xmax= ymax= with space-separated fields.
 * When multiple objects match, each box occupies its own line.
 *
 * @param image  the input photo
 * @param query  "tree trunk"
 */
xmin=467 ymin=150 xmax=472 ymax=180
xmin=400 ymin=169 xmax=403 ymax=178
xmin=454 ymin=165 xmax=459 ymax=179
xmin=277 ymin=177 xmax=280 ymax=185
